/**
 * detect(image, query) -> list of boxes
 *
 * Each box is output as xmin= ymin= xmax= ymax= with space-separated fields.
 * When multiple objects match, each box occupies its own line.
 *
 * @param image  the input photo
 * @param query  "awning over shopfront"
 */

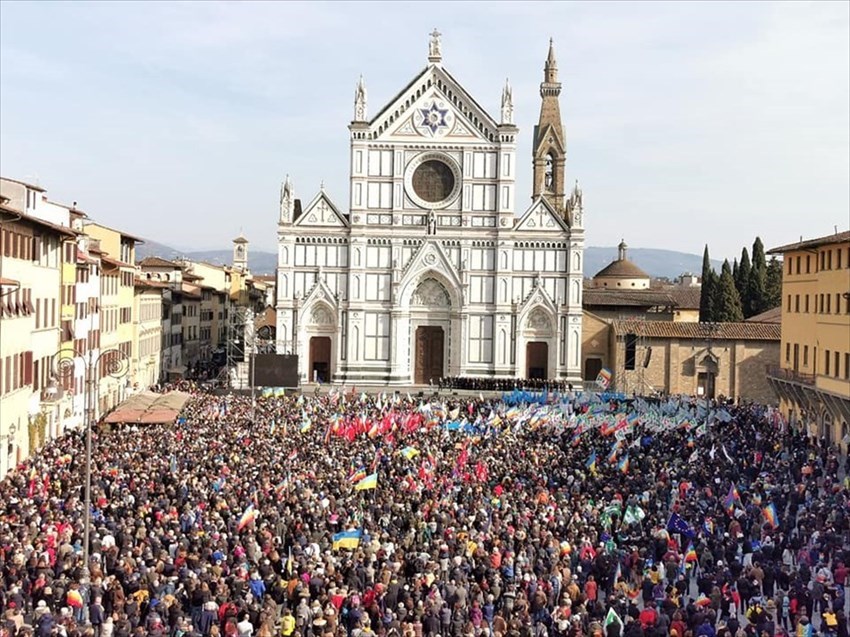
xmin=103 ymin=391 xmax=192 ymax=425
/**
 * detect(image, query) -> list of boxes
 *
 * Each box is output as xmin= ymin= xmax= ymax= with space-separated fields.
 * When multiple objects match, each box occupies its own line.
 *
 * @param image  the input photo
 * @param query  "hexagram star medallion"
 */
xmin=419 ymin=102 xmax=450 ymax=135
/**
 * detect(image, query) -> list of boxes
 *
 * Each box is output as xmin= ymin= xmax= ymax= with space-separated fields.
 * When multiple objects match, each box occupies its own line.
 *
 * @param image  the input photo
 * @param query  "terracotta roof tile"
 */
xmin=139 ymin=256 xmax=179 ymax=268
xmin=611 ymin=319 xmax=780 ymax=341
xmin=583 ymin=289 xmax=675 ymax=308
xmin=768 ymin=230 xmax=850 ymax=254
xmin=594 ymin=259 xmax=650 ymax=280
xmin=746 ymin=306 xmax=782 ymax=324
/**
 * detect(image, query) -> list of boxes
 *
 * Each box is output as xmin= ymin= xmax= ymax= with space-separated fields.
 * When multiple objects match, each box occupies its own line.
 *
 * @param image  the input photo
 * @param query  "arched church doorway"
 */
xmin=309 ymin=337 xmax=331 ymax=383
xmin=414 ymin=326 xmax=444 ymax=385
xmin=526 ymin=342 xmax=548 ymax=379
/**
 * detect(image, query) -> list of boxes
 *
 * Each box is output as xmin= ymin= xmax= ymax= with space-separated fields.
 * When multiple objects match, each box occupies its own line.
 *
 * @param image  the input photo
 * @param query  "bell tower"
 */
xmin=233 ymin=233 xmax=249 ymax=273
xmin=532 ymin=38 xmax=567 ymax=214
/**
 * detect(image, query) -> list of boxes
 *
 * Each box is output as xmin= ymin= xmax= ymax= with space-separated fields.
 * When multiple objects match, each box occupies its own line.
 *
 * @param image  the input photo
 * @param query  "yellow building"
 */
xmin=0 ymin=198 xmax=76 ymax=477
xmin=133 ymin=278 xmax=165 ymax=389
xmin=767 ymin=230 xmax=850 ymax=444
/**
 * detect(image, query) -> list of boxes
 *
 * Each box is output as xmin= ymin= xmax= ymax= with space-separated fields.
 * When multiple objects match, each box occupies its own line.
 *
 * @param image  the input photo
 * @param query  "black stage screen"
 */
xmin=254 ymin=354 xmax=300 ymax=388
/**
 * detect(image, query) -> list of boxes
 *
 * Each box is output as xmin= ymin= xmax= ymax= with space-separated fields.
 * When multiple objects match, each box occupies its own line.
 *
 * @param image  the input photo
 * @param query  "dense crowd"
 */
xmin=1 ymin=387 xmax=848 ymax=637
xmin=437 ymin=378 xmax=576 ymax=392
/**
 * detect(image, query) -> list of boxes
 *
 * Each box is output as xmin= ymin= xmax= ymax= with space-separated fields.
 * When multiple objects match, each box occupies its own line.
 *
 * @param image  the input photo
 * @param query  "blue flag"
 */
xmin=667 ymin=512 xmax=696 ymax=538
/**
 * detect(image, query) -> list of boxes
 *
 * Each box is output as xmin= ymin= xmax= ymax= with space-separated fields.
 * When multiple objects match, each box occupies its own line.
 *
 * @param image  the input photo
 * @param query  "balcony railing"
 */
xmin=766 ymin=365 xmax=816 ymax=386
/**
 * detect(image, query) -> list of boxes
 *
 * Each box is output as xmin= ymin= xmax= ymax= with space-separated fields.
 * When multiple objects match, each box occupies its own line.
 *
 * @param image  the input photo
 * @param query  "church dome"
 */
xmin=593 ymin=240 xmax=651 ymax=288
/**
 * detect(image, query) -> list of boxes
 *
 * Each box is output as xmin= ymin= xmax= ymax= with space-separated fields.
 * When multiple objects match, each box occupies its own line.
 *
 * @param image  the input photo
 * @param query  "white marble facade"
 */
xmin=276 ymin=33 xmax=585 ymax=385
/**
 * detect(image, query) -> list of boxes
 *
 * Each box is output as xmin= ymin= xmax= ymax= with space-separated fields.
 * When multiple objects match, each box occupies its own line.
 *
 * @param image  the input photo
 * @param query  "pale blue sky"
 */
xmin=1 ymin=1 xmax=848 ymax=259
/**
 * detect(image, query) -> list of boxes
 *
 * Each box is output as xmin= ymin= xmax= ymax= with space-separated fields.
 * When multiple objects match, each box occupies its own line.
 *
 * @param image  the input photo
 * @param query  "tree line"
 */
xmin=699 ymin=237 xmax=783 ymax=322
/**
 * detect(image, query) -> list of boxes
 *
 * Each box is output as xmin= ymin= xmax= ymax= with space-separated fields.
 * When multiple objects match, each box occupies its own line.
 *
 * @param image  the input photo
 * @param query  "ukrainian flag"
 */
xmin=354 ymin=472 xmax=378 ymax=491
xmin=332 ymin=528 xmax=363 ymax=550
xmin=400 ymin=446 xmax=420 ymax=460
xmin=585 ymin=450 xmax=597 ymax=471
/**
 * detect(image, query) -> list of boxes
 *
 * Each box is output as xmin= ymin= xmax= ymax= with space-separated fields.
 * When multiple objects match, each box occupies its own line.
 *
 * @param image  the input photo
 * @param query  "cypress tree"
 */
xmin=736 ymin=247 xmax=751 ymax=307
xmin=715 ymin=259 xmax=744 ymax=322
xmin=765 ymin=257 xmax=783 ymax=309
xmin=699 ymin=245 xmax=717 ymax=322
xmin=747 ymin=237 xmax=768 ymax=315
xmin=732 ymin=258 xmax=739 ymax=289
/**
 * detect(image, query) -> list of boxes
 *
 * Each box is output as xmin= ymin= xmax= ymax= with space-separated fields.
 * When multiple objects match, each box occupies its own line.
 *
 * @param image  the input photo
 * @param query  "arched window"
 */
xmin=544 ymin=153 xmax=555 ymax=190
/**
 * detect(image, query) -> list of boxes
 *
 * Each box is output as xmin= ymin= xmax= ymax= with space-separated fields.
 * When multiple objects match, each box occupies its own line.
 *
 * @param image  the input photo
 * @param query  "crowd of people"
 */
xmin=1 ymin=385 xmax=848 ymax=637
xmin=437 ymin=378 xmax=576 ymax=393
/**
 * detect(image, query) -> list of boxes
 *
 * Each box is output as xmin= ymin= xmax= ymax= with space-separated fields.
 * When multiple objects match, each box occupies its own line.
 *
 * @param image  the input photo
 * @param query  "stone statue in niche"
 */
xmin=411 ymin=278 xmax=450 ymax=307
xmin=426 ymin=210 xmax=437 ymax=235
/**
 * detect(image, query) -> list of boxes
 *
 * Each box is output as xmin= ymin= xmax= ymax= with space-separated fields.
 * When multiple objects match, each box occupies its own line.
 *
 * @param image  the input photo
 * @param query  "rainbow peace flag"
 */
xmin=618 ymin=455 xmax=630 ymax=474
xmin=762 ymin=503 xmax=779 ymax=528
xmin=596 ymin=368 xmax=613 ymax=390
xmin=237 ymin=504 xmax=257 ymax=532
xmin=349 ymin=466 xmax=367 ymax=483
xmin=354 ymin=472 xmax=378 ymax=491
xmin=685 ymin=542 xmax=698 ymax=563
xmin=723 ymin=483 xmax=740 ymax=515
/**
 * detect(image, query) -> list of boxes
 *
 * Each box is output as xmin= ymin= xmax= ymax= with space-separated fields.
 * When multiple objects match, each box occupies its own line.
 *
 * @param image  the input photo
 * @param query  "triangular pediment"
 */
xmin=397 ymin=239 xmax=463 ymax=303
xmin=519 ymin=281 xmax=558 ymax=321
xmin=370 ymin=65 xmax=499 ymax=143
xmin=300 ymin=276 xmax=338 ymax=315
xmin=534 ymin=123 xmax=565 ymax=156
xmin=514 ymin=197 xmax=570 ymax=232
xmin=294 ymin=190 xmax=349 ymax=228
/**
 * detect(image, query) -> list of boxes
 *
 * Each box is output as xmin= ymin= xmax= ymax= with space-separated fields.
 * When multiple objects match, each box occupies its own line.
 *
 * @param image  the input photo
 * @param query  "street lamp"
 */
xmin=50 ymin=345 xmax=130 ymax=611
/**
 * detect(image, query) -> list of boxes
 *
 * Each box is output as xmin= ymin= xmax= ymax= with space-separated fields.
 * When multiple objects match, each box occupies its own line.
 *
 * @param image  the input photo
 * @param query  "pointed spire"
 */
xmin=500 ymin=78 xmax=514 ymax=125
xmin=280 ymin=174 xmax=294 ymax=224
xmin=544 ymin=37 xmax=558 ymax=84
xmin=353 ymin=75 xmax=368 ymax=121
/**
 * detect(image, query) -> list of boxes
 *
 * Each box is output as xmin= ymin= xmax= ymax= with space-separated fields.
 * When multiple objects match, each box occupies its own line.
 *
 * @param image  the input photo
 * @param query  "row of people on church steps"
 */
xmin=438 ymin=377 xmax=577 ymax=392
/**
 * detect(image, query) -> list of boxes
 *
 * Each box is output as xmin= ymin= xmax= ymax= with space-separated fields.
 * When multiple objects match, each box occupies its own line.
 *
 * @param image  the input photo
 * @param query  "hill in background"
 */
xmin=137 ymin=241 xmax=720 ymax=280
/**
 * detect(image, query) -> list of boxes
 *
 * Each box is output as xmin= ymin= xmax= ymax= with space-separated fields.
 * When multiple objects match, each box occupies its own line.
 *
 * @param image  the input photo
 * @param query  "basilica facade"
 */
xmin=275 ymin=33 xmax=585 ymax=385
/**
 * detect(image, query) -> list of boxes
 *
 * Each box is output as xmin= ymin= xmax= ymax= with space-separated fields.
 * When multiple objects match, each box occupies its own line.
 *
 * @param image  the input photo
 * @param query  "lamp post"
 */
xmin=50 ymin=345 xmax=130 ymax=617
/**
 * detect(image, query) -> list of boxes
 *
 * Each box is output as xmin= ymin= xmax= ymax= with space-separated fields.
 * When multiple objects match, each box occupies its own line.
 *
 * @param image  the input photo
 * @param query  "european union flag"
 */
xmin=667 ymin=512 xmax=696 ymax=538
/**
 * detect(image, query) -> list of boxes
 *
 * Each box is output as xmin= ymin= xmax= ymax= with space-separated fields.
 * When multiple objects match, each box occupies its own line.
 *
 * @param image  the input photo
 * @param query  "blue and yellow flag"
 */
xmin=332 ymin=528 xmax=363 ymax=550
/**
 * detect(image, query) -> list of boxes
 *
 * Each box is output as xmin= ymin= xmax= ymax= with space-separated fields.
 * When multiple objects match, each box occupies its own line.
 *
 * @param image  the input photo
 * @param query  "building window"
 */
xmin=837 ymin=293 xmax=842 ymax=315
xmin=845 ymin=353 xmax=850 ymax=380
xmin=806 ymin=255 xmax=811 ymax=273
xmin=827 ymin=294 xmax=831 ymax=314
xmin=828 ymin=250 xmax=833 ymax=270
xmin=839 ymin=249 xmax=843 ymax=269
xmin=805 ymin=295 xmax=810 ymax=313
xmin=787 ymin=259 xmax=792 ymax=274
xmin=825 ymin=350 xmax=831 ymax=376
xmin=796 ymin=256 xmax=801 ymax=274
xmin=364 ymin=312 xmax=389 ymax=361
xmin=787 ymin=295 xmax=792 ymax=312
xmin=468 ymin=316 xmax=493 ymax=364
xmin=795 ymin=295 xmax=800 ymax=313
xmin=835 ymin=351 xmax=840 ymax=378
xmin=803 ymin=345 xmax=808 ymax=367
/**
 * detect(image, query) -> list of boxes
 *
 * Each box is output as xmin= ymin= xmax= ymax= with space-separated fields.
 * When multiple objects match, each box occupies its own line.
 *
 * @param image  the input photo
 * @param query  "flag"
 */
xmin=596 ymin=368 xmax=613 ymax=390
xmin=762 ymin=503 xmax=779 ymax=528
xmin=685 ymin=542 xmax=698 ymax=563
xmin=723 ymin=483 xmax=741 ymax=515
xmin=623 ymin=504 xmax=645 ymax=526
xmin=613 ymin=561 xmax=622 ymax=583
xmin=703 ymin=517 xmax=715 ymax=536
xmin=607 ymin=442 xmax=621 ymax=464
xmin=354 ymin=472 xmax=378 ymax=491
xmin=585 ymin=450 xmax=597 ymax=471
xmin=332 ymin=528 xmax=363 ymax=550
xmin=286 ymin=546 xmax=293 ymax=576
xmin=400 ymin=446 xmax=420 ymax=461
xmin=618 ymin=455 xmax=630 ymax=474
xmin=170 ymin=455 xmax=177 ymax=473
xmin=604 ymin=607 xmax=623 ymax=637
xmin=349 ymin=466 xmax=367 ymax=483
xmin=667 ymin=512 xmax=695 ymax=538
xmin=237 ymin=504 xmax=257 ymax=532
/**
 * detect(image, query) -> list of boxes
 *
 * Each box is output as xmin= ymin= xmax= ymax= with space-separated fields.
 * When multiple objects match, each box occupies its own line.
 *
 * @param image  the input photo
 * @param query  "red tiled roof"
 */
xmin=611 ymin=319 xmax=780 ymax=341
xmin=0 ymin=277 xmax=20 ymax=287
xmin=594 ymin=259 xmax=651 ymax=280
xmin=746 ymin=306 xmax=782 ymax=324
xmin=139 ymin=256 xmax=179 ymax=268
xmin=583 ymin=289 xmax=675 ymax=308
xmin=665 ymin=287 xmax=703 ymax=310
xmin=768 ymin=230 xmax=850 ymax=254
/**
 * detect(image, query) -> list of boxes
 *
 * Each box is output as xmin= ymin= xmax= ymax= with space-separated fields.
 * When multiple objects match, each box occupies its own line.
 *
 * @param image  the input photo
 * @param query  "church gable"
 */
xmin=519 ymin=280 xmax=558 ymax=319
xmin=398 ymin=239 xmax=463 ymax=292
xmin=372 ymin=67 xmax=499 ymax=143
xmin=514 ymin=197 xmax=570 ymax=232
xmin=294 ymin=190 xmax=348 ymax=228
xmin=533 ymin=123 xmax=565 ymax=156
